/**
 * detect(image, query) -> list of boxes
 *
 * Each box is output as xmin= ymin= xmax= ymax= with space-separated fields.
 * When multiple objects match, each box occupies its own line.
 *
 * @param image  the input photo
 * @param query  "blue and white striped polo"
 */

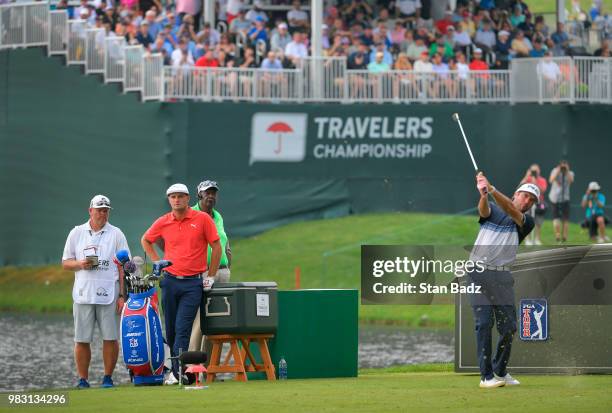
xmin=469 ymin=203 xmax=535 ymax=267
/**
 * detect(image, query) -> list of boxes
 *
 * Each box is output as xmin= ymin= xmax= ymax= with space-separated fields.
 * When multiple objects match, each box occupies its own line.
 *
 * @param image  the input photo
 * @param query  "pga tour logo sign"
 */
xmin=519 ymin=299 xmax=548 ymax=341
xmin=250 ymin=113 xmax=308 ymax=165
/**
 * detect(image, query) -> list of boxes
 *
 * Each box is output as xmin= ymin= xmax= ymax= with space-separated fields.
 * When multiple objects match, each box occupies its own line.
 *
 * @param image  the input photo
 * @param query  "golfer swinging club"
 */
xmin=468 ymin=173 xmax=539 ymax=388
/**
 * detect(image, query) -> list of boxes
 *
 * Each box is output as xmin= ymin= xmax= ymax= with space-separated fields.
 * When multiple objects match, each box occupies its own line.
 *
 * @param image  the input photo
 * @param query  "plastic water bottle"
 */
xmin=278 ymin=357 xmax=287 ymax=380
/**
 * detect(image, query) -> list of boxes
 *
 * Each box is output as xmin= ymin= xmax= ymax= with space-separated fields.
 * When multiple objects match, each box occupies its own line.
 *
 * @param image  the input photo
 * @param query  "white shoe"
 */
xmin=535 ymin=239 xmax=542 ymax=246
xmin=597 ymin=236 xmax=605 ymax=244
xmin=479 ymin=377 xmax=506 ymax=388
xmin=164 ymin=372 xmax=178 ymax=385
xmin=524 ymin=239 xmax=533 ymax=246
xmin=495 ymin=373 xmax=520 ymax=386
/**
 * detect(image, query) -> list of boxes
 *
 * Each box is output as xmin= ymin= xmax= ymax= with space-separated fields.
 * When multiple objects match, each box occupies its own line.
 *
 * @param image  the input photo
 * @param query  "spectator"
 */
xmin=171 ymin=37 xmax=195 ymax=68
xmin=549 ymin=160 xmax=575 ymax=243
xmin=511 ymin=30 xmax=532 ymax=57
xmin=136 ymin=21 xmax=155 ymax=49
xmin=197 ymin=22 xmax=220 ymax=49
xmin=594 ymin=40 xmax=610 ymax=57
xmin=217 ymin=33 xmax=236 ymax=58
xmin=344 ymin=0 xmax=374 ymax=24
xmin=287 ymin=0 xmax=309 ymax=32
xmin=176 ymin=0 xmax=202 ymax=32
xmin=229 ymin=9 xmax=251 ymax=35
xmin=248 ymin=17 xmax=268 ymax=44
xmin=226 ymin=0 xmax=244 ymax=24
xmin=285 ymin=31 xmax=309 ymax=64
xmin=534 ymin=15 xmax=550 ymax=39
xmin=517 ymin=13 xmax=535 ymax=39
xmin=529 ymin=39 xmax=545 ymax=57
xmin=460 ymin=10 xmax=476 ymax=37
xmin=581 ymin=182 xmax=610 ymax=243
xmin=510 ymin=5 xmax=525 ymax=27
xmin=75 ymin=0 xmax=90 ymax=23
xmin=367 ymin=51 xmax=390 ymax=73
xmin=360 ymin=24 xmax=375 ymax=47
xmin=374 ymin=21 xmax=393 ymax=48
xmin=435 ymin=11 xmax=455 ymax=35
xmin=405 ymin=35 xmax=427 ymax=61
xmin=396 ymin=0 xmax=422 ymax=24
xmin=321 ymin=24 xmax=331 ymax=50
xmin=495 ymin=30 xmax=512 ymax=60
xmin=474 ymin=20 xmax=496 ymax=53
xmin=378 ymin=8 xmax=396 ymax=32
xmin=390 ymin=21 xmax=407 ymax=45
xmin=469 ymin=48 xmax=489 ymax=71
xmin=260 ymin=50 xmax=283 ymax=70
xmin=195 ymin=48 xmax=219 ymax=67
xmin=177 ymin=14 xmax=197 ymax=42
xmin=151 ymin=34 xmax=173 ymax=64
xmin=431 ymin=52 xmax=452 ymax=96
xmin=452 ymin=24 xmax=472 ymax=50
xmin=551 ymin=22 xmax=569 ymax=54
xmin=349 ymin=41 xmax=371 ymax=66
xmin=369 ymin=42 xmax=393 ymax=66
xmin=347 ymin=50 xmax=367 ymax=69
xmin=520 ymin=164 xmax=548 ymax=245
xmin=414 ymin=51 xmax=433 ymax=97
xmin=143 ymin=9 xmax=163 ymax=39
xmin=429 ymin=34 xmax=453 ymax=61
xmin=159 ymin=24 xmax=178 ymax=50
xmin=238 ymin=47 xmax=257 ymax=68
xmin=271 ymin=22 xmax=292 ymax=52
xmin=246 ymin=0 xmax=268 ymax=24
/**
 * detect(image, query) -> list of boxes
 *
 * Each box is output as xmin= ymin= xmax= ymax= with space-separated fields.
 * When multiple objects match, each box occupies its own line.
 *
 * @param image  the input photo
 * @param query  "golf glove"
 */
xmin=202 ymin=277 xmax=215 ymax=291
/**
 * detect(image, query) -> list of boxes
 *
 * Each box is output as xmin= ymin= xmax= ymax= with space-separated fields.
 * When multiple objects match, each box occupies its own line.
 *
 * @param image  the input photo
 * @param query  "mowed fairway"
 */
xmin=6 ymin=369 xmax=611 ymax=413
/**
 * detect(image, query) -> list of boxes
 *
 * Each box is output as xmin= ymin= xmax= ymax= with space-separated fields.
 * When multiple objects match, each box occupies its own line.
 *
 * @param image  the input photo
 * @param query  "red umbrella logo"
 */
xmin=267 ymin=122 xmax=293 ymax=154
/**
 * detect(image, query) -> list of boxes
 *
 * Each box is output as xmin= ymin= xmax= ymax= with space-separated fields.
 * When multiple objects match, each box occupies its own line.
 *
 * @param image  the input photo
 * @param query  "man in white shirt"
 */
xmin=285 ymin=31 xmax=309 ymax=65
xmin=171 ymin=37 xmax=195 ymax=68
xmin=245 ymin=0 xmax=268 ymax=24
xmin=62 ymin=195 xmax=130 ymax=389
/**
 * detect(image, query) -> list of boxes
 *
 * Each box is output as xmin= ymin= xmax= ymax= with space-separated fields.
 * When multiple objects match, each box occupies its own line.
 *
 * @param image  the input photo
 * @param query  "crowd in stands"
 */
xmin=54 ymin=0 xmax=612 ymax=73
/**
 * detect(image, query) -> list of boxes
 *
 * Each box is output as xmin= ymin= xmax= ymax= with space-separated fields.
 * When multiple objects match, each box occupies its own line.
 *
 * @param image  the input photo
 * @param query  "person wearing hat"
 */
xmin=62 ymin=195 xmax=130 ymax=389
xmin=188 ymin=180 xmax=232 ymax=359
xmin=136 ymin=20 xmax=155 ymax=49
xmin=141 ymin=184 xmax=221 ymax=384
xmin=581 ymin=181 xmax=609 ymax=243
xmin=548 ymin=160 xmax=574 ymax=243
xmin=271 ymin=22 xmax=292 ymax=52
xmin=467 ymin=173 xmax=538 ymax=388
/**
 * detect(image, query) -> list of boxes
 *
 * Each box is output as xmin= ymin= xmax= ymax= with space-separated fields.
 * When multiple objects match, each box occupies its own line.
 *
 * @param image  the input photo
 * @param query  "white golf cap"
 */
xmin=474 ymin=48 xmax=483 ymax=54
xmin=516 ymin=183 xmax=540 ymax=200
xmin=588 ymin=181 xmax=601 ymax=191
xmin=90 ymin=194 xmax=112 ymax=209
xmin=166 ymin=183 xmax=189 ymax=196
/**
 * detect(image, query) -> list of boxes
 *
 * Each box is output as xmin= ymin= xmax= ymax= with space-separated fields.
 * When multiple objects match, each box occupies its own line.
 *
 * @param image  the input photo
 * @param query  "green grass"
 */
xmin=5 ymin=370 xmax=611 ymax=413
xmin=0 ymin=212 xmax=592 ymax=327
xmin=528 ymin=0 xmax=612 ymax=14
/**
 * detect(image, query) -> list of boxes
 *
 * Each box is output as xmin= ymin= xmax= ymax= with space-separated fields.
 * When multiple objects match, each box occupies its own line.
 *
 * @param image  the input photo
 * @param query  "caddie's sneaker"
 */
xmin=479 ymin=377 xmax=506 ymax=388
xmin=76 ymin=378 xmax=90 ymax=389
xmin=101 ymin=375 xmax=114 ymax=388
xmin=495 ymin=373 xmax=520 ymax=386
xmin=164 ymin=372 xmax=179 ymax=385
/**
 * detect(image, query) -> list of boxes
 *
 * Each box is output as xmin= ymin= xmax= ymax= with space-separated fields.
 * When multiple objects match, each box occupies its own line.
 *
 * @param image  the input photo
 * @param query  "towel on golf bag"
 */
xmin=120 ymin=288 xmax=165 ymax=385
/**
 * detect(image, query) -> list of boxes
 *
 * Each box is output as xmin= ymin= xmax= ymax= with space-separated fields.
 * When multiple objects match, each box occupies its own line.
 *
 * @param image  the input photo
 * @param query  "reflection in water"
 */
xmin=0 ymin=313 xmax=454 ymax=391
xmin=359 ymin=325 xmax=454 ymax=368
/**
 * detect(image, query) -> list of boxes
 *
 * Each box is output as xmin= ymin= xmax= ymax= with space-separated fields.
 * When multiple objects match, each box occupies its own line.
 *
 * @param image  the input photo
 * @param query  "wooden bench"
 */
xmin=206 ymin=334 xmax=276 ymax=382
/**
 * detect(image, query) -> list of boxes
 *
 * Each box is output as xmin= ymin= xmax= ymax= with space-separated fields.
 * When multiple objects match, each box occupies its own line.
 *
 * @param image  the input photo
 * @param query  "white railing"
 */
xmin=143 ymin=53 xmax=163 ymax=101
xmin=66 ymin=19 xmax=86 ymax=65
xmin=0 ymin=2 xmax=48 ymax=49
xmin=104 ymin=36 xmax=125 ymax=83
xmin=124 ymin=45 xmax=144 ymax=93
xmin=48 ymin=9 xmax=67 ymax=56
xmin=2 ymin=2 xmax=612 ymax=104
xmin=85 ymin=28 xmax=104 ymax=74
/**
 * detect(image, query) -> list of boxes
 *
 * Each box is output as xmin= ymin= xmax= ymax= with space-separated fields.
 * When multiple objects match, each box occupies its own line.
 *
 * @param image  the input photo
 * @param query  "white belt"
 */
xmin=485 ymin=265 xmax=511 ymax=272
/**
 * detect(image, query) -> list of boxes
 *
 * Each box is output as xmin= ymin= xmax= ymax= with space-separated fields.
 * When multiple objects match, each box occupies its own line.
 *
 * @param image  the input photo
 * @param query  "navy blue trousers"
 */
xmin=159 ymin=275 xmax=202 ymax=376
xmin=469 ymin=270 xmax=517 ymax=380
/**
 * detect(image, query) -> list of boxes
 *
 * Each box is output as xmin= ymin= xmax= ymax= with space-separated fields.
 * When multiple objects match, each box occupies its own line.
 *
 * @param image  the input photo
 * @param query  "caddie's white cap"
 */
xmin=588 ymin=181 xmax=601 ymax=191
xmin=90 ymin=194 xmax=112 ymax=209
xmin=516 ymin=183 xmax=540 ymax=200
xmin=166 ymin=183 xmax=189 ymax=196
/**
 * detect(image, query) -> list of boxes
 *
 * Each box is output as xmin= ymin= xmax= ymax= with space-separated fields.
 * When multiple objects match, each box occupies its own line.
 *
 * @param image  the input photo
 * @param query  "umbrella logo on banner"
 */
xmin=267 ymin=122 xmax=293 ymax=154
xmin=250 ymin=113 xmax=308 ymax=165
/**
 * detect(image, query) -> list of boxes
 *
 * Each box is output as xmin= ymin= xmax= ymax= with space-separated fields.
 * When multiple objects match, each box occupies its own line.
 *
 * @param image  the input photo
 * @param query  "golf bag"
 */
xmin=120 ymin=287 xmax=165 ymax=385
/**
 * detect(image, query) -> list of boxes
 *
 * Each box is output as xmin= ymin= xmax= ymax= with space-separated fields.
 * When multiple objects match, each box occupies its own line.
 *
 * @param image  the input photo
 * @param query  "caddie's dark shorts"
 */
xmin=552 ymin=201 xmax=570 ymax=220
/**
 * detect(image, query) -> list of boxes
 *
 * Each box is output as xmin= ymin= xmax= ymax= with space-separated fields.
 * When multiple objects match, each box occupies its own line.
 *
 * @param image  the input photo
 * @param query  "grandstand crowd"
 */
xmin=53 ymin=0 xmax=612 ymax=72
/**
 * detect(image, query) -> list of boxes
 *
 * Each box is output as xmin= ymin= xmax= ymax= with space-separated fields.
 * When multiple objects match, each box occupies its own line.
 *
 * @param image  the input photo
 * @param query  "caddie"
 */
xmin=62 ymin=195 xmax=130 ymax=389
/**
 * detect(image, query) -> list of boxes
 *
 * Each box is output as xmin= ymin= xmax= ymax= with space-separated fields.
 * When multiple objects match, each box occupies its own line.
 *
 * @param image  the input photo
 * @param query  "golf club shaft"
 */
xmin=455 ymin=116 xmax=479 ymax=171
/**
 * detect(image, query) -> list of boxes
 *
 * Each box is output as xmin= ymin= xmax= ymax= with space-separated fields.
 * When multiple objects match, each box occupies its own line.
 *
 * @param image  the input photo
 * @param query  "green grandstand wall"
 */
xmin=1 ymin=48 xmax=611 ymax=265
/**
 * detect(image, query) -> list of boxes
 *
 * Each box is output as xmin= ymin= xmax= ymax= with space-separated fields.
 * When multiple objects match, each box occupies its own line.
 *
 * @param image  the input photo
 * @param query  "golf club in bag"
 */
xmin=116 ymin=250 xmax=172 ymax=385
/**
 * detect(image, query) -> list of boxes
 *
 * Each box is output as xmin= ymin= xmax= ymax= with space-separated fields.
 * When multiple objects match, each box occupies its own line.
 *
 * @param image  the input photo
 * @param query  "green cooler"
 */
xmin=201 ymin=282 xmax=278 ymax=334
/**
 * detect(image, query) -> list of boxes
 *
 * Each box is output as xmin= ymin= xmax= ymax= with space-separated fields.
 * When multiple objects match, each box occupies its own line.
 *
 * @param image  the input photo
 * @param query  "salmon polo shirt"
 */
xmin=144 ymin=208 xmax=219 ymax=276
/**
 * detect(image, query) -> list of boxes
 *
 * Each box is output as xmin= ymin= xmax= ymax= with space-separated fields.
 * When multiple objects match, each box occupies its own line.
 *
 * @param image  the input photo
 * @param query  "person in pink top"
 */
xmin=176 ymin=0 xmax=202 ymax=32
